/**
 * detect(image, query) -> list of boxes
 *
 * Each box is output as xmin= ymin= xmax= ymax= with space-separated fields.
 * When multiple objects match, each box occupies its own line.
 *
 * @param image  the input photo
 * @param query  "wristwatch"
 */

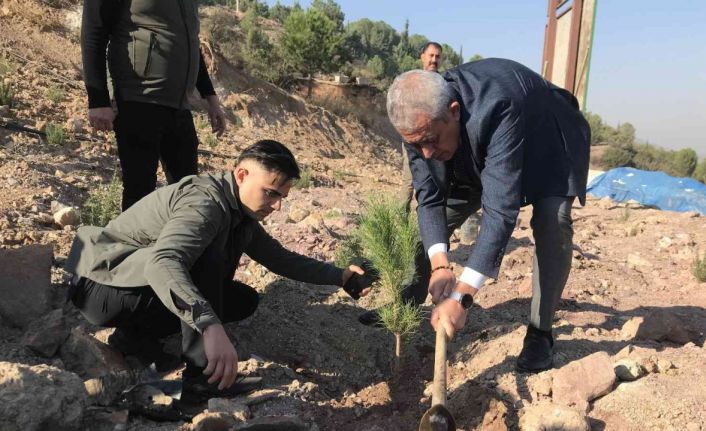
xmin=449 ymin=291 xmax=474 ymax=309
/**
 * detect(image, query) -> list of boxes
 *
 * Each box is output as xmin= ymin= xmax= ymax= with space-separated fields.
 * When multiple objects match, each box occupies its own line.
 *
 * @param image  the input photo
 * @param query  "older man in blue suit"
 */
xmin=385 ymin=58 xmax=590 ymax=372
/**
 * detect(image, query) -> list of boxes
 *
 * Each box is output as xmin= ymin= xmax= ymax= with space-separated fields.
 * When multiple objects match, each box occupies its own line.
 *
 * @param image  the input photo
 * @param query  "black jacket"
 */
xmin=81 ymin=0 xmax=215 ymax=110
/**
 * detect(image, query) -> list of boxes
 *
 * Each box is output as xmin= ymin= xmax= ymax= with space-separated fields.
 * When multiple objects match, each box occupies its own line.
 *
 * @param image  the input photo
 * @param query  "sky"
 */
xmin=266 ymin=1 xmax=706 ymax=157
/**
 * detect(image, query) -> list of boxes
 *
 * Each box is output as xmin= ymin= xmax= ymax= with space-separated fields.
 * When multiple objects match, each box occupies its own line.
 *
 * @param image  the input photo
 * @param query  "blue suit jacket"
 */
xmin=408 ymin=58 xmax=590 ymax=278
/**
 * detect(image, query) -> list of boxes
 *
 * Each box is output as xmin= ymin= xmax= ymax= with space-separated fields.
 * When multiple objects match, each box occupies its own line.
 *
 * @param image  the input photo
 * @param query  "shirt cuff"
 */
xmin=460 ymin=267 xmax=488 ymax=289
xmin=427 ymin=243 xmax=448 ymax=259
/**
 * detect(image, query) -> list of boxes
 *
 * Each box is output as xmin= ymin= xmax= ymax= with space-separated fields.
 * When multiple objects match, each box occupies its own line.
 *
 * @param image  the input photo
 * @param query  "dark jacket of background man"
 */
xmin=82 ymin=0 xmax=214 ymax=109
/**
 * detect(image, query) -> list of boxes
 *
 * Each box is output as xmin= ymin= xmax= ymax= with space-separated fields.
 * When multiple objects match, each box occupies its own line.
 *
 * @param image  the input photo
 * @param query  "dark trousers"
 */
xmin=114 ymin=101 xmax=200 ymax=210
xmin=404 ymin=189 xmax=574 ymax=331
xmin=70 ymin=248 xmax=258 ymax=366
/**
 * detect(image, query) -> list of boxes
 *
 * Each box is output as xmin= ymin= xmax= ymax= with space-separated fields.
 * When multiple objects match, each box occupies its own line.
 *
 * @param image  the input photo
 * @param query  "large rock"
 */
xmin=59 ymin=326 xmax=130 ymax=379
xmin=21 ymin=308 xmax=70 ymax=357
xmin=552 ymin=352 xmax=616 ymax=412
xmin=636 ymin=309 xmax=701 ymax=344
xmin=519 ymin=403 xmax=590 ymax=431
xmin=0 ymin=244 xmax=53 ymax=328
xmin=0 ymin=362 xmax=87 ymax=431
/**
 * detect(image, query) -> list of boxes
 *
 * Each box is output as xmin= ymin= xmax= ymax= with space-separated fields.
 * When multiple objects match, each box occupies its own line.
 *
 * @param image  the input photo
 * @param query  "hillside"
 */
xmin=1 ymin=2 xmax=706 ymax=431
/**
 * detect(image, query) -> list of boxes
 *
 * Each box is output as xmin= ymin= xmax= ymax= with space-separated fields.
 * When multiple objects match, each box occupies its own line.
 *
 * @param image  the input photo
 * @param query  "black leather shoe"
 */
xmin=181 ymin=365 xmax=262 ymax=403
xmin=358 ymin=309 xmax=384 ymax=327
xmin=516 ymin=325 xmax=554 ymax=373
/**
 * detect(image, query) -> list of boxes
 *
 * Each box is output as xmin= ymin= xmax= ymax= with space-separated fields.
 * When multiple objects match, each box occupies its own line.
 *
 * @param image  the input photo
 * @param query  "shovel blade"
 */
xmin=419 ymin=404 xmax=456 ymax=431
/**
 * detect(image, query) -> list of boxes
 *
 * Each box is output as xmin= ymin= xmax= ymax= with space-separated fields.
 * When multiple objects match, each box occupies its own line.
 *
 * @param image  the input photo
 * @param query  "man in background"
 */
xmin=81 ymin=0 xmax=227 ymax=210
xmin=398 ymin=42 xmax=443 ymax=212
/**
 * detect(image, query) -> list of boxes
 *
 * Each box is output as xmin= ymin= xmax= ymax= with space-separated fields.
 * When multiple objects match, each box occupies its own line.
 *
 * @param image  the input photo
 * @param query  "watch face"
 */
xmin=461 ymin=294 xmax=474 ymax=309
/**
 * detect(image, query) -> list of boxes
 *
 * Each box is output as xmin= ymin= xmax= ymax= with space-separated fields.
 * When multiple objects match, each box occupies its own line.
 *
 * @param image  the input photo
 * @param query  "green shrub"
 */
xmin=194 ymin=113 xmax=209 ymax=131
xmin=601 ymin=145 xmax=635 ymax=169
xmin=82 ymin=173 xmax=123 ymax=227
xmin=632 ymin=143 xmax=672 ymax=173
xmin=693 ymin=252 xmax=706 ymax=282
xmin=670 ymin=148 xmax=698 ymax=178
xmin=203 ymin=132 xmax=218 ymax=148
xmin=45 ymin=122 xmax=66 ymax=146
xmin=0 ymin=57 xmax=14 ymax=76
xmin=293 ymin=167 xmax=313 ymax=188
xmin=0 ymin=80 xmax=13 ymax=107
xmin=45 ymin=85 xmax=64 ymax=105
xmin=692 ymin=159 xmax=706 ymax=184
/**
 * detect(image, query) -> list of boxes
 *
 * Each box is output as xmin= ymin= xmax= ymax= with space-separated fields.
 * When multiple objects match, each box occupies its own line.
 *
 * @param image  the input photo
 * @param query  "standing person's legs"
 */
xmin=529 ymin=196 xmax=574 ymax=330
xmin=399 ymin=143 xmax=415 ymax=213
xmin=114 ymin=102 xmax=172 ymax=210
xmin=159 ymin=109 xmax=199 ymax=185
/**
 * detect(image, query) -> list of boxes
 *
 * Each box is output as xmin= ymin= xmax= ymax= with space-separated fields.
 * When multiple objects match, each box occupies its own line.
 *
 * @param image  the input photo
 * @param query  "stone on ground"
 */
xmin=0 ymin=362 xmax=86 ymax=431
xmin=552 ymin=351 xmax=616 ymax=412
xmin=519 ymin=402 xmax=590 ymax=431
xmin=21 ymin=308 xmax=69 ymax=357
xmin=59 ymin=326 xmax=130 ymax=379
xmin=613 ymin=358 xmax=646 ymax=382
xmin=0 ymin=244 xmax=53 ymax=329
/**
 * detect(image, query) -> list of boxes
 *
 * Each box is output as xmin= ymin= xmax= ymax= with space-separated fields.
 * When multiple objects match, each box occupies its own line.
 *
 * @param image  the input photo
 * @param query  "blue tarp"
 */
xmin=587 ymin=167 xmax=706 ymax=215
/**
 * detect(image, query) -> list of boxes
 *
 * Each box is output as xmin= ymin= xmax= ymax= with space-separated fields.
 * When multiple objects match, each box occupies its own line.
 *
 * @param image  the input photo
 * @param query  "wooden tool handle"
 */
xmin=431 ymin=323 xmax=448 ymax=406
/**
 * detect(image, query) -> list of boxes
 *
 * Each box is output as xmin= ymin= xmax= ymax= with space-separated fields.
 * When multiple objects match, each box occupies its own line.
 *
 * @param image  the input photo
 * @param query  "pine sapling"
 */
xmin=356 ymin=196 xmax=422 ymax=371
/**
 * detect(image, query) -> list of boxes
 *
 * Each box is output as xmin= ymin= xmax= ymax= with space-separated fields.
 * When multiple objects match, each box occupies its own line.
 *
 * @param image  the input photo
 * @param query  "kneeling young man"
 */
xmin=65 ymin=140 xmax=368 ymax=400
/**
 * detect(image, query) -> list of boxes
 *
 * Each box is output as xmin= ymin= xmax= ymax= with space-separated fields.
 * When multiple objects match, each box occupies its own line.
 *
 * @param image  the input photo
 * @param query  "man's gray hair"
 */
xmin=386 ymin=70 xmax=455 ymax=133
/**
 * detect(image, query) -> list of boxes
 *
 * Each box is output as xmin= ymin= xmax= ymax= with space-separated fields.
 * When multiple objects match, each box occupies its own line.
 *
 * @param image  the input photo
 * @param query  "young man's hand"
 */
xmin=341 ymin=265 xmax=373 ymax=298
xmin=88 ymin=107 xmax=115 ymax=131
xmin=202 ymin=323 xmax=238 ymax=390
xmin=206 ymin=95 xmax=226 ymax=137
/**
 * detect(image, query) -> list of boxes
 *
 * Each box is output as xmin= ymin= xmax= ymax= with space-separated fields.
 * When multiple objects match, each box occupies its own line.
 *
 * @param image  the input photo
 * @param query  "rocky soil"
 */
xmin=1 ymin=2 xmax=705 ymax=430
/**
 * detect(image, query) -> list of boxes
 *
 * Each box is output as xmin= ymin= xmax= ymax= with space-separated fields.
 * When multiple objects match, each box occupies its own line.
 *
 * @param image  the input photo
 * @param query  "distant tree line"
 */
xmin=586 ymin=112 xmax=706 ymax=183
xmin=200 ymin=0 xmax=480 ymax=86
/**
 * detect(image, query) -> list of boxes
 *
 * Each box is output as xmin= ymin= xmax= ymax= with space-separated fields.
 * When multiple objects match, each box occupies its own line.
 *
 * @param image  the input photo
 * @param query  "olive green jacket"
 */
xmin=65 ymin=172 xmax=344 ymax=332
xmin=81 ymin=0 xmax=212 ymax=110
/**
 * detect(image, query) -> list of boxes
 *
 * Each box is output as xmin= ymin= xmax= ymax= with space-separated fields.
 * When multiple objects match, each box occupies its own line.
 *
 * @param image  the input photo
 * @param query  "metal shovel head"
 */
xmin=419 ymin=404 xmax=456 ymax=431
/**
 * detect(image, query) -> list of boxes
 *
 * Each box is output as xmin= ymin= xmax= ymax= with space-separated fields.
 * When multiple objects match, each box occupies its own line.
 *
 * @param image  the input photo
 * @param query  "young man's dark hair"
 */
xmin=421 ymin=42 xmax=443 ymax=55
xmin=237 ymin=140 xmax=300 ymax=180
